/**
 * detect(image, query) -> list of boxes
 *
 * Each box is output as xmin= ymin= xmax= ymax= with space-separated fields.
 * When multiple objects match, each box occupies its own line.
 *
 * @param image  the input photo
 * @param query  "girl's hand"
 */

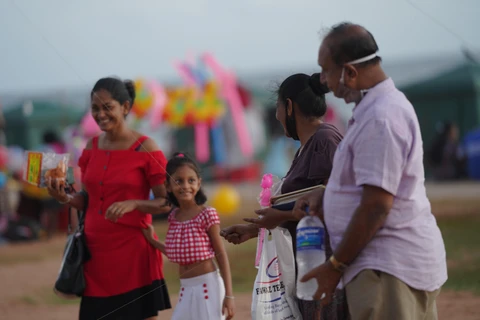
xmin=46 ymin=177 xmax=68 ymax=202
xmin=142 ymin=225 xmax=156 ymax=242
xmin=105 ymin=200 xmax=138 ymax=222
xmin=142 ymin=225 xmax=166 ymax=254
xmin=222 ymin=297 xmax=235 ymax=320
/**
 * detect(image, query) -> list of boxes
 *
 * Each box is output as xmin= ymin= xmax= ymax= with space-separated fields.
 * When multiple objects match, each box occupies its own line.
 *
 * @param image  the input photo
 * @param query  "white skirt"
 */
xmin=172 ymin=270 xmax=226 ymax=320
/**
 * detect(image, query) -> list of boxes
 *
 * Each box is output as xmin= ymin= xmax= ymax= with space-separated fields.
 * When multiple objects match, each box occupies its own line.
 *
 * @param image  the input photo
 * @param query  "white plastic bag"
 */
xmin=251 ymin=227 xmax=302 ymax=320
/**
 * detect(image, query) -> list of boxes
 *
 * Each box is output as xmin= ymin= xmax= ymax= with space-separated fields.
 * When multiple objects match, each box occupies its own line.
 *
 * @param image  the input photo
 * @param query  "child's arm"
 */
xmin=208 ymin=224 xmax=235 ymax=320
xmin=142 ymin=225 xmax=166 ymax=255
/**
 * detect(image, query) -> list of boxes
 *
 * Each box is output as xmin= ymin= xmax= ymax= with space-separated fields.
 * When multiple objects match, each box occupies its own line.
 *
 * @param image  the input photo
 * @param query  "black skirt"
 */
xmin=79 ymin=279 xmax=171 ymax=320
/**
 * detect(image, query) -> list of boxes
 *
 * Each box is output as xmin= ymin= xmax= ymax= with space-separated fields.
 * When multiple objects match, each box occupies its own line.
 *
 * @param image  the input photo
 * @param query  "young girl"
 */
xmin=143 ymin=153 xmax=235 ymax=320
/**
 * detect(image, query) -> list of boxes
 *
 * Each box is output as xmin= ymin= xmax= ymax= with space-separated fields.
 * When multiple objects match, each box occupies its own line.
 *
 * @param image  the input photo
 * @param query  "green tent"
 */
xmin=401 ymin=62 xmax=480 ymax=175
xmin=4 ymin=101 xmax=85 ymax=150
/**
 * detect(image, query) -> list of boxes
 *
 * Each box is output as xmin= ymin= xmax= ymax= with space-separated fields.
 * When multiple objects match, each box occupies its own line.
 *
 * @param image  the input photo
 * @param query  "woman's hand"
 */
xmin=105 ymin=200 xmax=138 ymax=222
xmin=222 ymin=297 xmax=235 ymax=320
xmin=243 ymin=207 xmax=290 ymax=230
xmin=46 ymin=177 xmax=69 ymax=202
xmin=220 ymin=224 xmax=258 ymax=245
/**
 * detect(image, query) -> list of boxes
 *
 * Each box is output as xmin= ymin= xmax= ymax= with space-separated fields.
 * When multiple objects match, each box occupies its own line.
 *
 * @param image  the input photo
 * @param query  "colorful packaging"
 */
xmin=23 ymin=151 xmax=70 ymax=188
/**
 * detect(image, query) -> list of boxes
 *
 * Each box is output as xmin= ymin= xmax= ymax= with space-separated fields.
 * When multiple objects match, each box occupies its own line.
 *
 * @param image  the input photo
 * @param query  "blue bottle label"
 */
xmin=296 ymin=227 xmax=324 ymax=251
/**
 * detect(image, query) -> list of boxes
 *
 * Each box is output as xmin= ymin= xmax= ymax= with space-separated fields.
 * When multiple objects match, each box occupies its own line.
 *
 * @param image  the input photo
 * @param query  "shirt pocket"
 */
xmin=329 ymin=139 xmax=356 ymax=190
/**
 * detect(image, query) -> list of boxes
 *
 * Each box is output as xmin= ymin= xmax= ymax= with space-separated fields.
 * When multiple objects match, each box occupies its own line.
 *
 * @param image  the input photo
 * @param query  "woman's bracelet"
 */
xmin=225 ymin=295 xmax=235 ymax=300
xmin=58 ymin=194 xmax=73 ymax=204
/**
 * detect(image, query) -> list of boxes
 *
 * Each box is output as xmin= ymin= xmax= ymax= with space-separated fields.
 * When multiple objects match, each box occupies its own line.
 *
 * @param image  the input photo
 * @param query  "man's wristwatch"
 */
xmin=329 ymin=255 xmax=348 ymax=273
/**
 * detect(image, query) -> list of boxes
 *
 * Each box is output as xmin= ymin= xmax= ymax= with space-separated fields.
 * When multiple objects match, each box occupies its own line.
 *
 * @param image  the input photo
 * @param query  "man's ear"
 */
xmin=344 ymin=65 xmax=358 ymax=82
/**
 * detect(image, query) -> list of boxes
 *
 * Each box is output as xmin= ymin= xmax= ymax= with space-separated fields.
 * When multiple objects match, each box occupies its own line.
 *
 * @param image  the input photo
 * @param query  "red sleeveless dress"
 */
xmin=77 ymin=135 xmax=171 ymax=320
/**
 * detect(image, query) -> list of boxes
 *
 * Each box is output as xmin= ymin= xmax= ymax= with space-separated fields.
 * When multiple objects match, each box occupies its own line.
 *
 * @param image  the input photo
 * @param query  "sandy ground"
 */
xmin=1 ymin=181 xmax=480 ymax=319
xmin=0 ymin=243 xmax=480 ymax=320
xmin=0 ymin=246 xmax=479 ymax=320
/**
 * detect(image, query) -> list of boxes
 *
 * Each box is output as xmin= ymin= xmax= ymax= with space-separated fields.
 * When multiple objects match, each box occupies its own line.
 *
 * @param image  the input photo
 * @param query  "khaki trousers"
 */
xmin=346 ymin=269 xmax=440 ymax=320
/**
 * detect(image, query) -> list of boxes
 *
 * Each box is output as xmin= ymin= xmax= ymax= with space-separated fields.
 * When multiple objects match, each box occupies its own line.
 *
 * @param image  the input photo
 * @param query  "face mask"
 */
xmin=336 ymin=52 xmax=378 ymax=104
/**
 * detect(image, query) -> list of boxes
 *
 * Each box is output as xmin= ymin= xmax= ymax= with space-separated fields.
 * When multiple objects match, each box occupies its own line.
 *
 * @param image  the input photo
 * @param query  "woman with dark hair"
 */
xmin=46 ymin=77 xmax=172 ymax=320
xmin=221 ymin=73 xmax=348 ymax=319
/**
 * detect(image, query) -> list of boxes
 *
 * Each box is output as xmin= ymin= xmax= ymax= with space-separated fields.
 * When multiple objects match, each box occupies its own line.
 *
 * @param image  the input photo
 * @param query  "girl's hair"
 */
xmin=165 ymin=152 xmax=208 ymax=207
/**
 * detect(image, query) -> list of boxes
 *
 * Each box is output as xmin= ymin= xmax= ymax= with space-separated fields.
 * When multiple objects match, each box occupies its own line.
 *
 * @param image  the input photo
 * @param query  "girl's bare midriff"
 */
xmin=179 ymin=258 xmax=217 ymax=279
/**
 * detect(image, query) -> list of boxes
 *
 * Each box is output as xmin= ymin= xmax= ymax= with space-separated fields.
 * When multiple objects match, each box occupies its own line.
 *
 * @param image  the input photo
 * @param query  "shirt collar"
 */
xmin=351 ymin=77 xmax=395 ymax=124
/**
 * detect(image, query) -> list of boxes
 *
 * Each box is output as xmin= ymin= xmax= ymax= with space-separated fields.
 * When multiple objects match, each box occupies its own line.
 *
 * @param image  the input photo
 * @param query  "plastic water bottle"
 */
xmin=296 ymin=215 xmax=326 ymax=300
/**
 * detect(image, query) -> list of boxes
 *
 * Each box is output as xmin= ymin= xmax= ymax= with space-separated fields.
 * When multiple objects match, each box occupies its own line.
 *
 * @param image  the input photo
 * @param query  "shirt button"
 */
xmin=103 ymin=166 xmax=107 ymax=170
xmin=98 ymin=210 xmax=102 ymax=214
xmin=106 ymin=152 xmax=110 ymax=156
xmin=99 ymin=181 xmax=103 ymax=185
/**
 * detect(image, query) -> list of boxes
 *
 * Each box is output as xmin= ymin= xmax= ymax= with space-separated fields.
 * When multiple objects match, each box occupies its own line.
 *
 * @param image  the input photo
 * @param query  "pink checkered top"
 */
xmin=165 ymin=207 xmax=220 ymax=265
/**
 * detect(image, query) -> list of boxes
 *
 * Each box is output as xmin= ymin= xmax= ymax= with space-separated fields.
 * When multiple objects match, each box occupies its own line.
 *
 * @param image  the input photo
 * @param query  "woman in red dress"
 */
xmin=46 ymin=77 xmax=172 ymax=320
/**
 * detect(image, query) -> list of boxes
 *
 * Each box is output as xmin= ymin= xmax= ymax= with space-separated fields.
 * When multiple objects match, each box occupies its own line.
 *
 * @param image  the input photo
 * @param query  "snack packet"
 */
xmin=23 ymin=151 xmax=70 ymax=188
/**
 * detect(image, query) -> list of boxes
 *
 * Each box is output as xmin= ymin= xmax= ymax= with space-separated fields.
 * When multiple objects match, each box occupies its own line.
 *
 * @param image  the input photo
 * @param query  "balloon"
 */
xmin=0 ymin=172 xmax=6 ymax=188
xmin=22 ymin=182 xmax=49 ymax=199
xmin=211 ymin=123 xmax=226 ymax=165
xmin=81 ymin=113 xmax=101 ymax=138
xmin=163 ymin=58 xmax=227 ymax=129
xmin=173 ymin=61 xmax=197 ymax=87
xmin=237 ymin=83 xmax=252 ymax=108
xmin=202 ymin=53 xmax=253 ymax=157
xmin=0 ymin=146 xmax=8 ymax=169
xmin=194 ymin=123 xmax=210 ymax=163
xmin=132 ymin=79 xmax=154 ymax=118
xmin=210 ymin=185 xmax=240 ymax=216
xmin=149 ymin=81 xmax=167 ymax=129
xmin=7 ymin=146 xmax=24 ymax=174
xmin=185 ymin=112 xmax=195 ymax=126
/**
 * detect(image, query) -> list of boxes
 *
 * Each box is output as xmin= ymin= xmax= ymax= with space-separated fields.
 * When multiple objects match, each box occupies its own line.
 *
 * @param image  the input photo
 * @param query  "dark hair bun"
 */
xmin=123 ymin=80 xmax=136 ymax=104
xmin=309 ymin=73 xmax=330 ymax=95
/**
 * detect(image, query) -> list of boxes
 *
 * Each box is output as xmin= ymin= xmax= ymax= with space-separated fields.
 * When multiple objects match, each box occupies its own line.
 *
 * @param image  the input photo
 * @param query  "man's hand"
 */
xmin=292 ymin=187 xmax=325 ymax=222
xmin=300 ymin=260 xmax=342 ymax=306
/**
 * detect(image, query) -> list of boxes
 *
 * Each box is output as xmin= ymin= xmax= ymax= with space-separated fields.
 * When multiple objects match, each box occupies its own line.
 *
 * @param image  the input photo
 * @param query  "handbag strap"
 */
xmin=65 ymin=183 xmax=88 ymax=234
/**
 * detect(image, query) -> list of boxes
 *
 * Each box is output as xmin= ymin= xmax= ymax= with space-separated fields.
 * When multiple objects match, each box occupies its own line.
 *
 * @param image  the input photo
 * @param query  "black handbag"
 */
xmin=54 ymin=188 xmax=91 ymax=299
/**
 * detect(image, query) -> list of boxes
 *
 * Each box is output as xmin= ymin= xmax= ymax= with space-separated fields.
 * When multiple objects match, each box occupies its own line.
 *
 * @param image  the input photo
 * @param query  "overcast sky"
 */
xmin=0 ymin=0 xmax=478 ymax=94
